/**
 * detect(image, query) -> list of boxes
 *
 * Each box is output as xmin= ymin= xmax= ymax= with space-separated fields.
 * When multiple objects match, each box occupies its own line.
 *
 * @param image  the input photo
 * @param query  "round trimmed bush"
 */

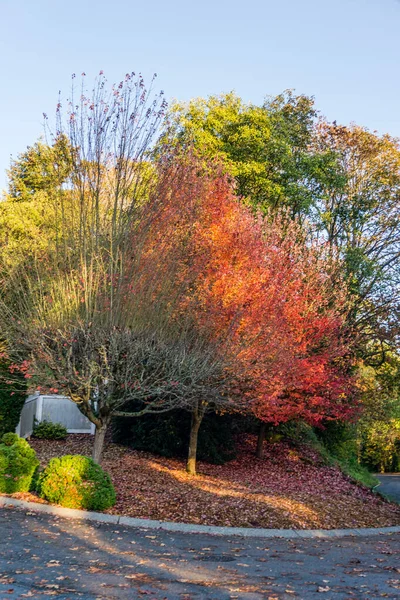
xmin=37 ymin=455 xmax=116 ymax=511
xmin=0 ymin=434 xmax=39 ymax=493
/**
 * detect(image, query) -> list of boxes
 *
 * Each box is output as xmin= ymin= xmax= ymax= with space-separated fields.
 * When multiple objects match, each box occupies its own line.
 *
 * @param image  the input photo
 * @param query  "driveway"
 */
xmin=1 ymin=508 xmax=400 ymax=599
xmin=377 ymin=474 xmax=400 ymax=504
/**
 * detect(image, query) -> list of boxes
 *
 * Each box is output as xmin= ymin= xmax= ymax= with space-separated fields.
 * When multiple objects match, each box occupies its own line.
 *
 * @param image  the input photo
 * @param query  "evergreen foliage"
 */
xmin=0 ymin=434 xmax=39 ymax=493
xmin=113 ymin=410 xmax=237 ymax=464
xmin=0 ymin=363 xmax=27 ymax=438
xmin=32 ymin=420 xmax=68 ymax=440
xmin=37 ymin=455 xmax=116 ymax=510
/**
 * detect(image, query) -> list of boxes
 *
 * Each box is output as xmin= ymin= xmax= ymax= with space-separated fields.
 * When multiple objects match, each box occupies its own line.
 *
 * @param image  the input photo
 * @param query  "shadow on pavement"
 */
xmin=1 ymin=507 xmax=400 ymax=598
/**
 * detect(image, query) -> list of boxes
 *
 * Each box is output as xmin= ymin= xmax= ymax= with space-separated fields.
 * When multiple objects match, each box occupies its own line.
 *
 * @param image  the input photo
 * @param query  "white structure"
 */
xmin=16 ymin=393 xmax=95 ymax=438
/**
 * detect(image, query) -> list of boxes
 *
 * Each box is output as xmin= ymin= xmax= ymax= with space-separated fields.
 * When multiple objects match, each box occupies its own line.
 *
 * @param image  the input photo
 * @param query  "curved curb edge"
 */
xmin=1 ymin=495 xmax=400 ymax=539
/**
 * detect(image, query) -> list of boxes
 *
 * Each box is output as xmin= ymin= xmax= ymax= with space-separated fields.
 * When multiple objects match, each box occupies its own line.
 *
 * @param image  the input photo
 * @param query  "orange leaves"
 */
xmin=138 ymin=154 xmax=357 ymax=425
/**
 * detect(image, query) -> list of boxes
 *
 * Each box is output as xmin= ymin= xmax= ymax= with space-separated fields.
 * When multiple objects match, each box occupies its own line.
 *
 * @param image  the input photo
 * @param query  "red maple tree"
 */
xmin=139 ymin=155 xmax=357 ymax=472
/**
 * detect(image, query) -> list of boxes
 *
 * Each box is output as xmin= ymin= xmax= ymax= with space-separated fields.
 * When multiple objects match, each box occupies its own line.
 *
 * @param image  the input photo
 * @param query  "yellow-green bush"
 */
xmin=0 ymin=434 xmax=39 ymax=493
xmin=37 ymin=455 xmax=116 ymax=511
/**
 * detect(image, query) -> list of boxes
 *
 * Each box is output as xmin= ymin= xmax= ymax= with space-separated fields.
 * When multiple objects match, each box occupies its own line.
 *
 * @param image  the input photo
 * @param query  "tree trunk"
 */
xmin=92 ymin=421 xmax=108 ymax=464
xmin=256 ymin=422 xmax=267 ymax=459
xmin=186 ymin=407 xmax=204 ymax=476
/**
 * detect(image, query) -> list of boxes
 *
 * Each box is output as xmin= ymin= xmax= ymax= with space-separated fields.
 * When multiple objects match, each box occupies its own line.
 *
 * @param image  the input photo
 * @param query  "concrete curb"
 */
xmin=1 ymin=495 xmax=400 ymax=538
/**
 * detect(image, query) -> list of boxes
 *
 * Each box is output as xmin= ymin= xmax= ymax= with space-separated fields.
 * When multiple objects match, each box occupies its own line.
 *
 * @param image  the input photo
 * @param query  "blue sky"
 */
xmin=0 ymin=0 xmax=399 ymax=190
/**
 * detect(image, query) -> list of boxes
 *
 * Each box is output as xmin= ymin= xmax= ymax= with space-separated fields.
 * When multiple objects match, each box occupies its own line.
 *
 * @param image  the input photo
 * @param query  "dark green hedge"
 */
xmin=0 ymin=363 xmax=27 ymax=437
xmin=113 ymin=409 xmax=238 ymax=464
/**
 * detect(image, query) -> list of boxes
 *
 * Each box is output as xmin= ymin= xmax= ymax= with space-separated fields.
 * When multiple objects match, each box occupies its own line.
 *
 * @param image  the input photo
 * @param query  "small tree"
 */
xmin=0 ymin=72 xmax=176 ymax=463
xmin=0 ymin=73 xmax=237 ymax=464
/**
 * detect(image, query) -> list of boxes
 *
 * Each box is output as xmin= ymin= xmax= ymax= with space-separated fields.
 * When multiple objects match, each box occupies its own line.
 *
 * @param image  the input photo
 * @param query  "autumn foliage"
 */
xmin=0 ymin=149 xmax=357 ymax=471
xmin=0 ymin=85 xmax=359 ymax=474
xmin=0 ymin=73 xmax=397 ymax=485
xmin=140 ymin=155 xmax=357 ymax=427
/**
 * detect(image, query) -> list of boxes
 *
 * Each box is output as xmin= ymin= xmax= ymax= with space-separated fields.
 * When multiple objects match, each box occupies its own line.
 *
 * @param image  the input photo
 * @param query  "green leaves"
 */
xmin=37 ymin=454 xmax=116 ymax=510
xmin=6 ymin=135 xmax=74 ymax=203
xmin=163 ymin=91 xmax=320 ymax=215
xmin=0 ymin=435 xmax=39 ymax=493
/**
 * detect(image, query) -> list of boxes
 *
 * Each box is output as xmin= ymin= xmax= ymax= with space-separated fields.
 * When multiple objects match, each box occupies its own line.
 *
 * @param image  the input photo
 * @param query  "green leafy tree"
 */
xmin=6 ymin=135 xmax=73 ymax=203
xmin=312 ymin=123 xmax=400 ymax=353
xmin=163 ymin=90 xmax=323 ymax=216
xmin=356 ymin=353 xmax=400 ymax=472
xmin=0 ymin=135 xmax=76 ymax=295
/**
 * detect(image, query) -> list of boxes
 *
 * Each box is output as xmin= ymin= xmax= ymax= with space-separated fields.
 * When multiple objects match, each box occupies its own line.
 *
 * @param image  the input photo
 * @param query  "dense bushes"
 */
xmin=37 ymin=455 xmax=116 ymax=510
xmin=113 ymin=409 xmax=237 ymax=464
xmin=2 ymin=432 xmax=19 ymax=446
xmin=361 ymin=420 xmax=400 ymax=473
xmin=0 ymin=363 xmax=27 ymax=438
xmin=33 ymin=420 xmax=68 ymax=440
xmin=0 ymin=434 xmax=39 ymax=493
xmin=314 ymin=421 xmax=359 ymax=463
xmin=312 ymin=421 xmax=376 ymax=487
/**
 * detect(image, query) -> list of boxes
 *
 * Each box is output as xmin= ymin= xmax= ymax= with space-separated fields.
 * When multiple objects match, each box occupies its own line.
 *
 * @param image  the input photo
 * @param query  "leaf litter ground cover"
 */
xmin=15 ymin=434 xmax=400 ymax=530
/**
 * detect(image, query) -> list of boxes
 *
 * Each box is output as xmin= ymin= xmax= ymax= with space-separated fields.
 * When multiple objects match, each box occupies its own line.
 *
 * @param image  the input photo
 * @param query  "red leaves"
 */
xmin=5 ymin=154 xmax=357 ymax=436
xmin=8 ymin=360 xmax=31 ymax=375
xmin=142 ymin=155 xmax=357 ymax=425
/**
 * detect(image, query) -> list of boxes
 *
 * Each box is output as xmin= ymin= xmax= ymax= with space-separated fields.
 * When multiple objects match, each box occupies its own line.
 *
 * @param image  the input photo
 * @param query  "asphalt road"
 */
xmin=1 ymin=508 xmax=400 ymax=599
xmin=377 ymin=475 xmax=400 ymax=504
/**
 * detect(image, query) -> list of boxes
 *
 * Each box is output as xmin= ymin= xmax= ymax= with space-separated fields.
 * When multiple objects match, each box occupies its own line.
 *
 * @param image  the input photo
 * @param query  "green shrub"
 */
xmin=33 ymin=420 xmax=68 ymax=440
xmin=315 ymin=421 xmax=358 ymax=461
xmin=0 ymin=434 xmax=39 ymax=493
xmin=37 ymin=455 xmax=116 ymax=511
xmin=113 ymin=409 xmax=237 ymax=464
xmin=313 ymin=420 xmax=378 ymax=487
